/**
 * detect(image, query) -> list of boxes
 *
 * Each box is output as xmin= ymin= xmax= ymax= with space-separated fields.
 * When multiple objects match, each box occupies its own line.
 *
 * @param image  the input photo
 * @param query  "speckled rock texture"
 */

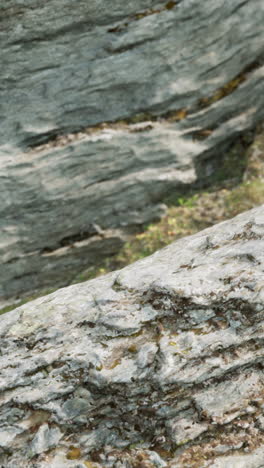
xmin=0 ymin=205 xmax=264 ymax=467
xmin=1 ymin=0 xmax=264 ymax=304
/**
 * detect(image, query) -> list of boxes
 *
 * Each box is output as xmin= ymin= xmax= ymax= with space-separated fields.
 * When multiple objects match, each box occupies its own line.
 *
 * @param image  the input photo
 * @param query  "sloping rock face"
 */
xmin=0 ymin=205 xmax=264 ymax=467
xmin=1 ymin=0 xmax=264 ymax=304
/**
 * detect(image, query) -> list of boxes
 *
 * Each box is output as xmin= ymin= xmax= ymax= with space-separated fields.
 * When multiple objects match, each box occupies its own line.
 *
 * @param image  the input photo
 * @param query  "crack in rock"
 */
xmin=0 ymin=205 xmax=264 ymax=466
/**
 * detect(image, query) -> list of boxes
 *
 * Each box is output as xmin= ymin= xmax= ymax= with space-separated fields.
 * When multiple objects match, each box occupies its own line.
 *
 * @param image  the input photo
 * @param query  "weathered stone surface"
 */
xmin=1 ymin=0 xmax=264 ymax=303
xmin=0 ymin=205 xmax=264 ymax=467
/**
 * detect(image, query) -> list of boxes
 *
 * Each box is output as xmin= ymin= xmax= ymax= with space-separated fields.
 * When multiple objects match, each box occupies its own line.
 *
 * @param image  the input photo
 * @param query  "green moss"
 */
xmin=0 ymin=303 xmax=17 ymax=315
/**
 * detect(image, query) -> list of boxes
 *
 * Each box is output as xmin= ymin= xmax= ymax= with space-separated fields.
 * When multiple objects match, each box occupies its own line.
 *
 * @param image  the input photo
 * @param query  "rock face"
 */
xmin=1 ymin=0 xmax=264 ymax=304
xmin=0 ymin=205 xmax=264 ymax=467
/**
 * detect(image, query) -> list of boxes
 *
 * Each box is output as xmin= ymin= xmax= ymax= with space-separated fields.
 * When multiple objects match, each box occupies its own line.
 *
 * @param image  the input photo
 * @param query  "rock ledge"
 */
xmin=0 ymin=205 xmax=264 ymax=467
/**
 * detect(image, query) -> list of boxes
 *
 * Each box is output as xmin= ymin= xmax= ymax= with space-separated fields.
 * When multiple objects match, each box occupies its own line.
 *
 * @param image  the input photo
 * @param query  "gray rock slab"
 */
xmin=0 ymin=205 xmax=264 ymax=466
xmin=1 ymin=0 xmax=264 ymax=302
xmin=209 ymin=446 xmax=264 ymax=468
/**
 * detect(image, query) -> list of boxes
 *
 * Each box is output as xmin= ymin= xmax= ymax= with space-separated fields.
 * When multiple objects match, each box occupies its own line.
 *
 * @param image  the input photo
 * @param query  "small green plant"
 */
xmin=177 ymin=194 xmax=199 ymax=208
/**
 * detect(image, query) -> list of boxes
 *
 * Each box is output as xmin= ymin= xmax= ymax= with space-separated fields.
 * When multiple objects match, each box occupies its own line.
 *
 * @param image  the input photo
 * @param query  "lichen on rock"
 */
xmin=0 ymin=205 xmax=264 ymax=467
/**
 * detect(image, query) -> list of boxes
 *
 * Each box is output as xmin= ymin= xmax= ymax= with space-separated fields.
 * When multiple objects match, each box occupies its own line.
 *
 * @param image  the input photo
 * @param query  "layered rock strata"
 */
xmin=0 ymin=205 xmax=264 ymax=467
xmin=1 ymin=0 xmax=264 ymax=303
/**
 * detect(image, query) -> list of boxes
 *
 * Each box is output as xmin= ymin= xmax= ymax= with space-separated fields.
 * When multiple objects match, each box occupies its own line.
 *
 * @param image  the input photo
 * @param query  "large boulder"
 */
xmin=1 ymin=0 xmax=264 ymax=304
xmin=0 ymin=205 xmax=264 ymax=467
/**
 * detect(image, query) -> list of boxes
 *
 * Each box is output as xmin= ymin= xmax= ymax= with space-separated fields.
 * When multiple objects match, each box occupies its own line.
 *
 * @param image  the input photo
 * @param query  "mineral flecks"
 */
xmin=0 ymin=205 xmax=264 ymax=467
